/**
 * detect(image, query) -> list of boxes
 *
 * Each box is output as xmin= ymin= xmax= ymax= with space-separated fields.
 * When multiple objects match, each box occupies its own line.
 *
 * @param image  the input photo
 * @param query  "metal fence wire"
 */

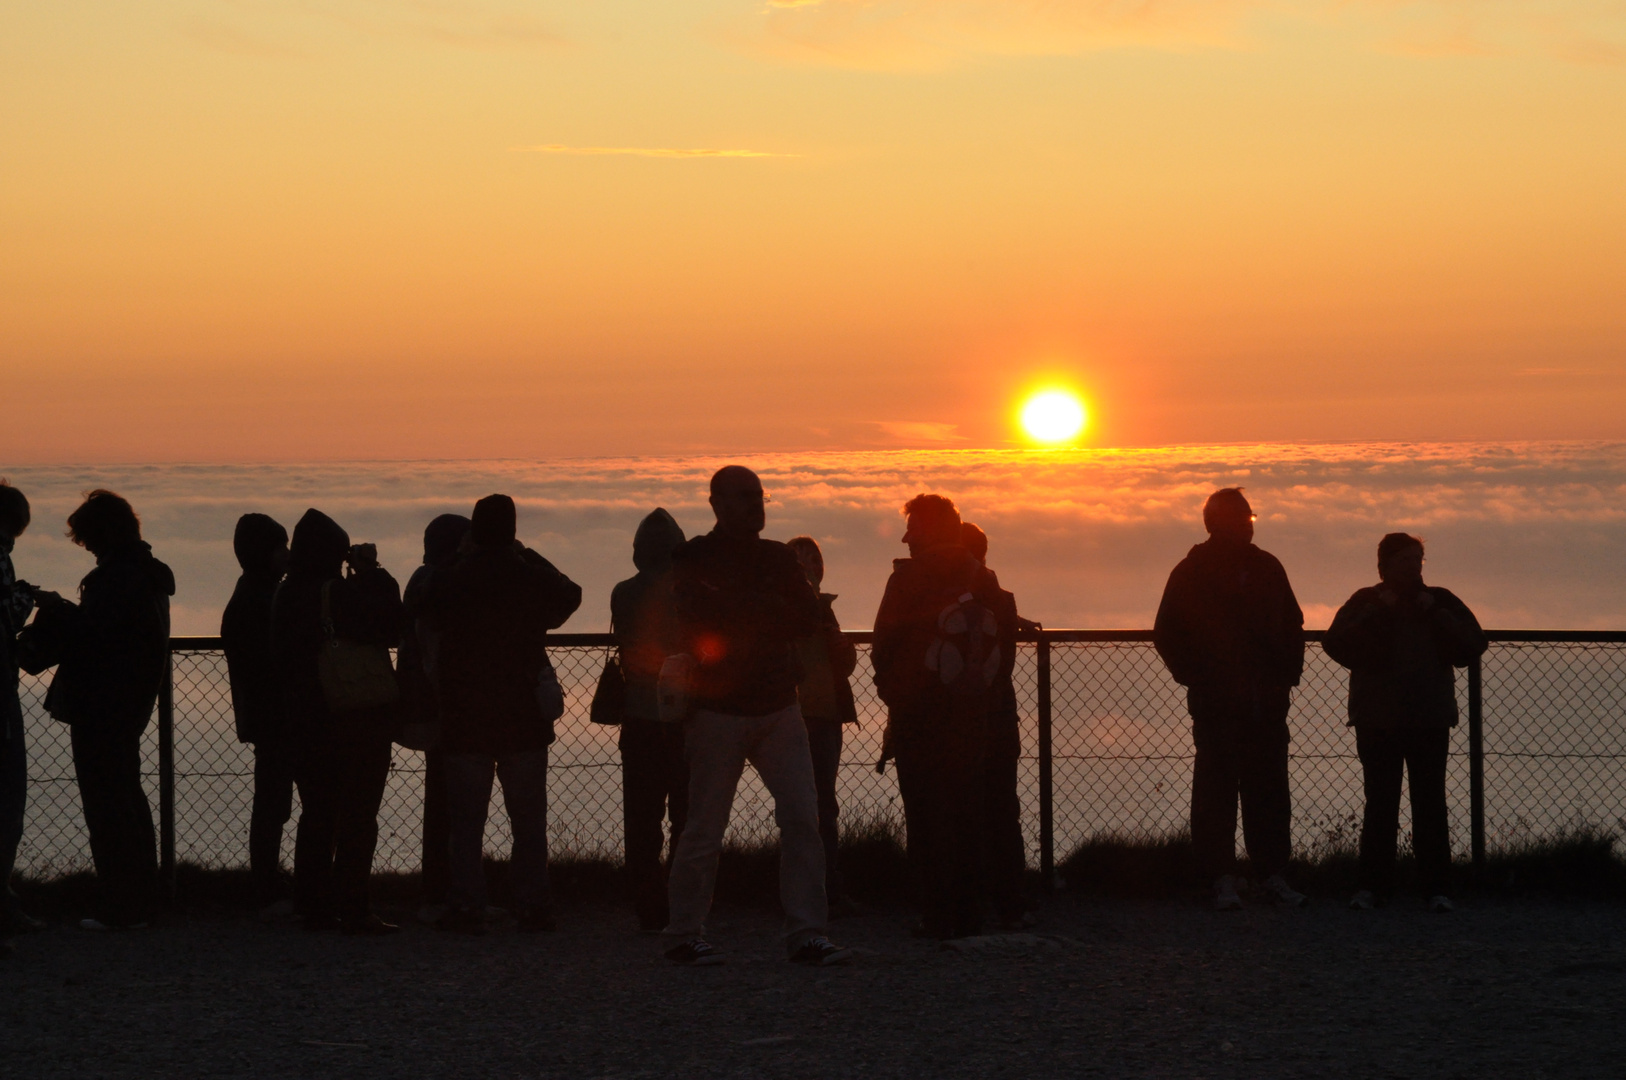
xmin=14 ymin=632 xmax=1626 ymax=881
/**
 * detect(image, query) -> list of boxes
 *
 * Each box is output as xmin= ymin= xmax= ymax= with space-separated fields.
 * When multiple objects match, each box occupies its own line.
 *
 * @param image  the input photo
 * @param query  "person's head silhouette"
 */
xmin=1202 ymin=488 xmax=1254 ymax=547
xmin=901 ymin=494 xmax=961 ymax=558
xmin=1377 ymin=532 xmax=1425 ymax=589
xmin=709 ymin=467 xmax=766 ymax=539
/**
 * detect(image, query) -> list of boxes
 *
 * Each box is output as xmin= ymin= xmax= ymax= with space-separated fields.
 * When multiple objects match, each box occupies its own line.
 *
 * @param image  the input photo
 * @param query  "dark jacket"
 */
xmin=222 ymin=568 xmax=283 ymax=745
xmin=671 ymin=531 xmax=822 ymax=717
xmin=398 ymin=514 xmax=470 ymax=731
xmin=872 ymin=544 xmax=1016 ymax=724
xmin=1324 ymin=584 xmax=1487 ymax=729
xmin=610 ymin=509 xmax=686 ymax=723
xmin=435 ymin=543 xmax=582 ymax=754
xmin=1 ymin=537 xmax=34 ymax=742
xmin=795 ymin=593 xmax=859 ymax=725
xmin=1153 ymin=538 xmax=1305 ymax=693
xmin=44 ymin=540 xmax=176 ymax=731
xmin=271 ymin=510 xmax=403 ymax=738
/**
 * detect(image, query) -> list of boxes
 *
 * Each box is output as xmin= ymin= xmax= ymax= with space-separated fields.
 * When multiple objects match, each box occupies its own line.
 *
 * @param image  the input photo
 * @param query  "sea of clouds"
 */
xmin=7 ymin=442 xmax=1626 ymax=635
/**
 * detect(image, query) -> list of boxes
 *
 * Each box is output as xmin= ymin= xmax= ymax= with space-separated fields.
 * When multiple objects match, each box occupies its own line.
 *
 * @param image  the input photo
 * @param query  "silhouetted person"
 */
xmin=0 ymin=480 xmax=44 ymax=943
xmin=397 ymin=513 xmax=470 ymax=918
xmin=220 ymin=513 xmax=293 ymax=913
xmin=610 ymin=508 xmax=689 ymax=932
xmin=663 ymin=466 xmax=850 ymax=966
xmin=271 ymin=509 xmax=404 ymax=935
xmin=1325 ymin=533 xmax=1486 ymax=913
xmin=34 ymin=491 xmax=174 ymax=930
xmin=1154 ymin=488 xmax=1306 ymax=910
xmin=873 ymin=495 xmax=1015 ymax=939
xmin=785 ymin=535 xmax=860 ymax=915
xmin=433 ymin=495 xmax=581 ymax=934
xmin=960 ymin=520 xmax=1034 ymax=929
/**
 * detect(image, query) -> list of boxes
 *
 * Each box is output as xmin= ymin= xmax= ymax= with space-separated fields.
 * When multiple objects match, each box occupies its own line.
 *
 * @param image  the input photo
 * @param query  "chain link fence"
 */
xmin=14 ymin=633 xmax=1626 ymax=879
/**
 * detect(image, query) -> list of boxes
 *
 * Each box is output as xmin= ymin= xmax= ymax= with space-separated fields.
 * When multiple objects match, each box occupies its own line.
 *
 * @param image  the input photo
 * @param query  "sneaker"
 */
xmin=435 ymin=907 xmax=486 ymax=935
xmin=1348 ymin=890 xmax=1375 ymax=911
xmin=340 ymin=914 xmax=401 ymax=936
xmin=1427 ymin=895 xmax=1455 ymax=913
xmin=789 ymin=935 xmax=853 ymax=966
xmin=1213 ymin=875 xmax=1243 ymax=911
xmin=665 ymin=938 xmax=725 ymax=966
xmin=1261 ymin=874 xmax=1308 ymax=908
xmin=517 ymin=907 xmax=557 ymax=933
xmin=78 ymin=918 xmax=148 ymax=932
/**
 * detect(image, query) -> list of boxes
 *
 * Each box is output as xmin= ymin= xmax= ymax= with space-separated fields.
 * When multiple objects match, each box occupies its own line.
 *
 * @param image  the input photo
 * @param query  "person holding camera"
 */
xmin=271 ymin=509 xmax=404 ymax=935
xmin=0 ymin=480 xmax=45 ymax=945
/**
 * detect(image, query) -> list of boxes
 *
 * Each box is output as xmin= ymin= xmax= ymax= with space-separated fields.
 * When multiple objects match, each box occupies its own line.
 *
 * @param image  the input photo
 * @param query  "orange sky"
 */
xmin=4 ymin=1 xmax=1625 ymax=461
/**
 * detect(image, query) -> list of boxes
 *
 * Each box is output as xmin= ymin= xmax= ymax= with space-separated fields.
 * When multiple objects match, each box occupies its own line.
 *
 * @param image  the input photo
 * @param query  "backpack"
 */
xmin=923 ymin=588 xmax=1002 ymax=714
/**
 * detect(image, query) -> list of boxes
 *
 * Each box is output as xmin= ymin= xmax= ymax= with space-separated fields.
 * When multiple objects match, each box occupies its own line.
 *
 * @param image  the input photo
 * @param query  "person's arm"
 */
xmin=823 ymin=600 xmax=858 ymax=680
xmin=1429 ymin=589 xmax=1488 ymax=667
xmin=339 ymin=566 xmax=404 ymax=647
xmin=1275 ymin=564 xmax=1306 ymax=687
xmin=1152 ymin=564 xmax=1198 ymax=687
xmin=522 ymin=549 xmax=584 ymax=630
xmin=1323 ymin=589 xmax=1390 ymax=671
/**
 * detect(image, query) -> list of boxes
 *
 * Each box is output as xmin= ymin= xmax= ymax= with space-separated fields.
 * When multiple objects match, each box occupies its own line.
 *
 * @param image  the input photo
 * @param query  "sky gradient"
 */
xmin=4 ymin=1 xmax=1625 ymax=461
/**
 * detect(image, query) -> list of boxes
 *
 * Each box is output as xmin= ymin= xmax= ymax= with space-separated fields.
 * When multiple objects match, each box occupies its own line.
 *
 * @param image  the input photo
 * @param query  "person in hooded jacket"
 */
xmin=397 ymin=513 xmax=469 ymax=918
xmin=220 ymin=513 xmax=292 ymax=912
xmin=610 ymin=508 xmax=689 ymax=932
xmin=873 ymin=494 xmax=1016 ymax=940
xmin=1325 ymin=533 xmax=1486 ymax=913
xmin=31 ymin=491 xmax=174 ymax=930
xmin=0 ymin=480 xmax=45 ymax=942
xmin=271 ymin=508 xmax=404 ymax=935
xmin=1154 ymin=488 xmax=1306 ymax=911
xmin=432 ymin=495 xmax=581 ymax=934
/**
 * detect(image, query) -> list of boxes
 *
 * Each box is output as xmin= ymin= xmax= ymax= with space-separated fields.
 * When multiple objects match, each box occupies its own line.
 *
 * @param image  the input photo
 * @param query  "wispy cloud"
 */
xmin=873 ymin=421 xmax=965 ymax=443
xmin=510 ymin=144 xmax=791 ymax=158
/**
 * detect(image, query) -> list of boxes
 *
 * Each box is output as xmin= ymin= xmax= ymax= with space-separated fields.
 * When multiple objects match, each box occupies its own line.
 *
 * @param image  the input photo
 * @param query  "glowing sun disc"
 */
xmin=1020 ymin=390 xmax=1087 ymax=444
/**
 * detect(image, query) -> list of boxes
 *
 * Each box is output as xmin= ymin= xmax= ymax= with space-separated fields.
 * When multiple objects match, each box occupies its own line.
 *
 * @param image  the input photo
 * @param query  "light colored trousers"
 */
xmin=665 ymin=703 xmax=828 ymax=951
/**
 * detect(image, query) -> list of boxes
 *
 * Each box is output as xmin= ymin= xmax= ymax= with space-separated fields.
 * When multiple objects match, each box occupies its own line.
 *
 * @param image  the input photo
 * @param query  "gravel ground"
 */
xmin=3 ymin=892 xmax=1624 ymax=1079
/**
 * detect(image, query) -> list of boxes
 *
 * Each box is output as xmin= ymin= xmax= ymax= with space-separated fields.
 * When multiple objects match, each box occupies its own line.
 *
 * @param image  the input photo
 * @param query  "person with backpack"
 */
xmin=873 ymin=494 xmax=1015 ymax=940
xmin=271 ymin=509 xmax=404 ymax=935
xmin=1324 ymin=533 xmax=1486 ymax=913
xmin=432 ymin=495 xmax=581 ymax=934
xmin=609 ymin=508 xmax=689 ymax=933
xmin=220 ymin=513 xmax=293 ymax=915
xmin=784 ymin=535 xmax=861 ymax=917
xmin=662 ymin=466 xmax=851 ymax=966
xmin=1153 ymin=488 xmax=1307 ymax=911
xmin=0 ymin=480 xmax=45 ymax=944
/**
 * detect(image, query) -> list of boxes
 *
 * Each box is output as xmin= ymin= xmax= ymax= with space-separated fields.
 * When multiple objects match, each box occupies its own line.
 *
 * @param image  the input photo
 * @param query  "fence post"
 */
xmin=158 ymin=649 xmax=176 ymax=899
xmin=1038 ymin=634 xmax=1055 ymax=890
xmin=1468 ymin=654 xmax=1485 ymax=874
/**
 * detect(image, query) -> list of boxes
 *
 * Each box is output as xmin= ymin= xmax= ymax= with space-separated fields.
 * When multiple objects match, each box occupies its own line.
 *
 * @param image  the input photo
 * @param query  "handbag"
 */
xmin=589 ymin=653 xmax=626 ymax=726
xmin=317 ymin=581 xmax=400 ymax=714
xmin=535 ymin=649 xmax=565 ymax=724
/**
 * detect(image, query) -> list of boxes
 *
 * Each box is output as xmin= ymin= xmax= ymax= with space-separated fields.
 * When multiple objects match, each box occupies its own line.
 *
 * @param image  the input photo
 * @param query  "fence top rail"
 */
xmin=166 ymin=628 xmax=1626 ymax=652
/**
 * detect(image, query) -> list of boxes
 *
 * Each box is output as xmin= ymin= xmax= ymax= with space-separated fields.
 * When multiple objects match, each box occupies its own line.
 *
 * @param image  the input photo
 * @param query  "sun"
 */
xmin=1019 ymin=389 xmax=1087 ymax=444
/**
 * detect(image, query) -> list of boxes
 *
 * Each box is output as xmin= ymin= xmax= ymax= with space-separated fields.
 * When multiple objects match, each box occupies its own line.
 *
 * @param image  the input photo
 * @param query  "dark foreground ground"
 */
xmin=4 ymin=887 xmax=1624 ymax=1079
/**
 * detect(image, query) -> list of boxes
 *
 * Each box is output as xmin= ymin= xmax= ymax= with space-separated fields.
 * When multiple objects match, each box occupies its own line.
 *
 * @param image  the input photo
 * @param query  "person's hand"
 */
xmin=26 ymin=584 xmax=65 ymax=607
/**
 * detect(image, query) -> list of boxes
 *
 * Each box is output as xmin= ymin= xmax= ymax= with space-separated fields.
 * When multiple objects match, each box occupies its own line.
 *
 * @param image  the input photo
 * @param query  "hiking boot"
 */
xmin=435 ymin=906 xmax=486 ymax=935
xmin=1427 ymin=895 xmax=1455 ymax=914
xmin=1261 ymin=874 xmax=1308 ymax=908
xmin=1213 ymin=875 xmax=1243 ymax=911
xmin=665 ymin=938 xmax=725 ymax=966
xmin=517 ymin=907 xmax=557 ymax=933
xmin=340 ymin=914 xmax=401 ymax=936
xmin=1348 ymin=890 xmax=1376 ymax=911
xmin=790 ymin=935 xmax=853 ymax=966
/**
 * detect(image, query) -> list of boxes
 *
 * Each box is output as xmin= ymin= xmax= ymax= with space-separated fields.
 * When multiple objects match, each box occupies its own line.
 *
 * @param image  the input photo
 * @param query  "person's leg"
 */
xmin=1 ymin=695 xmax=27 ymax=922
xmin=72 ymin=722 xmax=155 ymax=925
xmin=249 ymin=739 xmax=296 ymax=907
xmin=891 ymin=727 xmax=938 ymax=926
xmin=421 ymin=749 xmax=451 ymax=906
xmin=292 ymin=735 xmax=340 ymax=922
xmin=1406 ymin=726 xmax=1453 ymax=897
xmin=983 ymin=710 xmax=1027 ymax=922
xmin=660 ymin=721 xmax=690 ymax=865
xmin=1237 ymin=732 xmax=1293 ymax=880
xmin=496 ymin=749 xmax=551 ymax=914
xmin=619 ymin=719 xmax=668 ymax=928
xmin=332 ymin=735 xmax=391 ymax=923
xmin=803 ymin=717 xmax=844 ymax=900
xmin=443 ymin=752 xmax=497 ymax=914
xmin=664 ymin=711 xmax=748 ymax=943
xmin=939 ymin=712 xmax=988 ymax=936
xmin=746 ymin=704 xmax=827 ymax=950
xmin=1189 ymin=724 xmax=1241 ymax=882
xmin=1355 ymin=725 xmax=1405 ymax=899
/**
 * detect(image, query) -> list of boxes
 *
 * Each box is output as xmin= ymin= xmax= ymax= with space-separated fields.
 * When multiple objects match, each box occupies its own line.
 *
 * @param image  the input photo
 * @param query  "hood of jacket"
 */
xmin=288 ymin=508 xmax=349 ymax=578
xmin=632 ymin=508 xmax=685 ymax=575
xmin=423 ymin=514 xmax=470 ymax=567
xmin=232 ymin=513 xmax=287 ymax=575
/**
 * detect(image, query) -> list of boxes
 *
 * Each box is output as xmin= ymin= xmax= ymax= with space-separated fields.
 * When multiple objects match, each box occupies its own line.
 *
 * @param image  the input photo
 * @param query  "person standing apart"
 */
xmin=0 ymin=480 xmax=45 ymax=945
xmin=610 ymin=508 xmax=689 ymax=933
xmin=663 ymin=466 xmax=851 ymax=966
xmin=1325 ymin=533 xmax=1486 ymax=913
xmin=1154 ymin=488 xmax=1307 ymax=911
xmin=221 ymin=514 xmax=293 ymax=915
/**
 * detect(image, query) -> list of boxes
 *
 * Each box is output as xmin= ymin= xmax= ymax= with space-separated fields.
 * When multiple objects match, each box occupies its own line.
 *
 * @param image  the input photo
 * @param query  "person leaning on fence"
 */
xmin=960 ymin=520 xmax=1037 ymax=930
xmin=220 ymin=513 xmax=294 ymax=915
xmin=609 ymin=507 xmax=689 ymax=933
xmin=661 ymin=466 xmax=852 ymax=966
xmin=397 ymin=512 xmax=470 ymax=922
xmin=1153 ymin=488 xmax=1308 ymax=911
xmin=30 ymin=491 xmax=174 ymax=931
xmin=431 ymin=494 xmax=582 ymax=935
xmin=784 ymin=535 xmax=862 ymax=918
xmin=873 ymin=495 xmax=1016 ymax=940
xmin=271 ymin=509 xmax=404 ymax=935
xmin=0 ymin=480 xmax=46 ymax=945
xmin=1324 ymin=533 xmax=1487 ymax=914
